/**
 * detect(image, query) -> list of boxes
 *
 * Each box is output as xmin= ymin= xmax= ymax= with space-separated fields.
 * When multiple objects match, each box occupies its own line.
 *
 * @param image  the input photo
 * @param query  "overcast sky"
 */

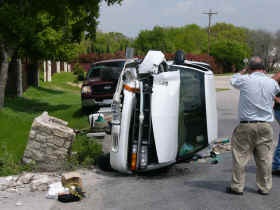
xmin=98 ymin=0 xmax=280 ymax=38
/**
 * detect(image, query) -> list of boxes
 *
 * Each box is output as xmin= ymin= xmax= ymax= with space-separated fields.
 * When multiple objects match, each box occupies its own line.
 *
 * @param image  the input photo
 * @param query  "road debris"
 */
xmin=22 ymin=111 xmax=76 ymax=171
xmin=0 ymin=172 xmax=60 ymax=193
xmin=212 ymin=138 xmax=231 ymax=154
xmin=57 ymin=172 xmax=85 ymax=202
xmin=190 ymin=138 xmax=231 ymax=164
xmin=15 ymin=201 xmax=23 ymax=206
xmin=46 ymin=182 xmax=69 ymax=199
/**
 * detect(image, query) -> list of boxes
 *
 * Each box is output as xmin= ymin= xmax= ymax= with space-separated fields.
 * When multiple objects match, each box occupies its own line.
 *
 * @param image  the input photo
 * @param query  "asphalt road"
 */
xmin=2 ymin=76 xmax=280 ymax=210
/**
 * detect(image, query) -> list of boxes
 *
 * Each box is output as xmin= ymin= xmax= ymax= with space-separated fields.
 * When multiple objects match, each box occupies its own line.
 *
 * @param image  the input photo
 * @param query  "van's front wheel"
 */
xmin=96 ymin=153 xmax=113 ymax=172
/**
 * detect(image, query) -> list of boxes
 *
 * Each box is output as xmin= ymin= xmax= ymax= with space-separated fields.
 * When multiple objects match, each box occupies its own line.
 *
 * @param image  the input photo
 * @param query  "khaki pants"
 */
xmin=231 ymin=122 xmax=273 ymax=193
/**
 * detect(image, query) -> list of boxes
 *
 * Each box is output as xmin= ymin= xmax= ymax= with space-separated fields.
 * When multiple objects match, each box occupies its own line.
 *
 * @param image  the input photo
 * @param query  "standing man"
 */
xmin=227 ymin=56 xmax=280 ymax=195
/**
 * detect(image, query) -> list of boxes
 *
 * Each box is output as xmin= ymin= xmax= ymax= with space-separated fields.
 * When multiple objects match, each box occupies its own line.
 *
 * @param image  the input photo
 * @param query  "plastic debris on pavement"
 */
xmin=15 ymin=201 xmax=23 ymax=206
xmin=46 ymin=182 xmax=69 ymax=199
xmin=191 ymin=138 xmax=231 ymax=164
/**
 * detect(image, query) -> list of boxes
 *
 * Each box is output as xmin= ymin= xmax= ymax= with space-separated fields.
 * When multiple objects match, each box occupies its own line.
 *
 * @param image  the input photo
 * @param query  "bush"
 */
xmin=72 ymin=135 xmax=103 ymax=167
xmin=73 ymin=63 xmax=85 ymax=81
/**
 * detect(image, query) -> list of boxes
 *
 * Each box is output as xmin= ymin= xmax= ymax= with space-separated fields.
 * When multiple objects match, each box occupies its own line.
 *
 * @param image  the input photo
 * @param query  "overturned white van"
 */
xmin=109 ymin=50 xmax=218 ymax=174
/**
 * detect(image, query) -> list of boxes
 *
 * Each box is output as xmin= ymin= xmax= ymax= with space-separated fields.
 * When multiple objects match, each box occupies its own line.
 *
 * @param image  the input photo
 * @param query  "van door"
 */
xmin=170 ymin=65 xmax=209 ymax=160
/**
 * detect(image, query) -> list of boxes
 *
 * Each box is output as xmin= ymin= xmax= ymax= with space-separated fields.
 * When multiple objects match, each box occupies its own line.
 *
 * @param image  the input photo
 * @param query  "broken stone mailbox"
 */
xmin=23 ymin=112 xmax=76 ymax=171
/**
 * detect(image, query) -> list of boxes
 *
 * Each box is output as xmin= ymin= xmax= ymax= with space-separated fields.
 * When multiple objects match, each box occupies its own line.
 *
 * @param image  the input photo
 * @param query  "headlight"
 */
xmin=81 ymin=86 xmax=92 ymax=94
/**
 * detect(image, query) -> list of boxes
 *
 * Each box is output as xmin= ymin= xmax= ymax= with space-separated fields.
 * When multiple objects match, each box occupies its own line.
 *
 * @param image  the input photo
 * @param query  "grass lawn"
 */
xmin=0 ymin=73 xmax=89 ymax=166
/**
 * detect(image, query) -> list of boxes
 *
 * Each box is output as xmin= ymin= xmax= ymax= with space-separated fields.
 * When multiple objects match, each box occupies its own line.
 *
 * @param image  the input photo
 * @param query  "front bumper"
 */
xmin=82 ymin=98 xmax=113 ymax=107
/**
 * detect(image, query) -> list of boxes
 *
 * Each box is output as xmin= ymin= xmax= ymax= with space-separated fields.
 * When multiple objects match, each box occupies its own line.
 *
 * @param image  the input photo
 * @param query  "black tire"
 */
xmin=96 ymin=153 xmax=114 ymax=172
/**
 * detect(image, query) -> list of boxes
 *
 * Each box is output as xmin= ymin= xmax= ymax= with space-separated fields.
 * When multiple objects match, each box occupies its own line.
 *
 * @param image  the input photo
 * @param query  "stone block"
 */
xmin=23 ymin=112 xmax=75 ymax=171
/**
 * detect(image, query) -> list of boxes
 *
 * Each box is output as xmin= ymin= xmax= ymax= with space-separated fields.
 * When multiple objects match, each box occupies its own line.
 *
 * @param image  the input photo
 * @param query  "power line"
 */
xmin=202 ymin=9 xmax=218 ymax=55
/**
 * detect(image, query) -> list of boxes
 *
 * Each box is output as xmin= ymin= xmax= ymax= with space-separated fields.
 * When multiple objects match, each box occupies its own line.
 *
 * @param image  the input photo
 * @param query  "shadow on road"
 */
xmin=183 ymin=180 xmax=228 ymax=193
xmin=95 ymin=163 xmax=194 ymax=180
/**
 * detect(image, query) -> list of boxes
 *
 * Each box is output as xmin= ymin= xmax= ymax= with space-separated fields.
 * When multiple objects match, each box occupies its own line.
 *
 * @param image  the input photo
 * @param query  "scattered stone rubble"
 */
xmin=22 ymin=112 xmax=76 ymax=171
xmin=0 ymin=172 xmax=60 ymax=193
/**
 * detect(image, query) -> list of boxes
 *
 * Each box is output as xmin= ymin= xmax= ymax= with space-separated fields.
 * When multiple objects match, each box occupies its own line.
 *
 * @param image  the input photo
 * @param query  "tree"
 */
xmin=134 ymin=26 xmax=176 ymax=54
xmin=211 ymin=22 xmax=249 ymax=43
xmin=0 ymin=0 xmax=122 ymax=109
xmin=92 ymin=31 xmax=133 ymax=54
xmin=133 ymin=24 xmax=208 ymax=55
xmin=247 ymin=29 xmax=274 ymax=71
xmin=209 ymin=39 xmax=251 ymax=72
xmin=172 ymin=24 xmax=207 ymax=54
xmin=271 ymin=30 xmax=280 ymax=71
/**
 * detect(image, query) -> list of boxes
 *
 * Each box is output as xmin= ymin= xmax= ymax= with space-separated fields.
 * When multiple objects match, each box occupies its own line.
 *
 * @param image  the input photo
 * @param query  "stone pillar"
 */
xmin=64 ymin=62 xmax=67 ymax=72
xmin=47 ymin=60 xmax=52 ymax=82
xmin=68 ymin=64 xmax=71 ymax=72
xmin=56 ymin=61 xmax=60 ymax=73
xmin=43 ymin=61 xmax=47 ymax=82
xmin=22 ymin=112 xmax=76 ymax=171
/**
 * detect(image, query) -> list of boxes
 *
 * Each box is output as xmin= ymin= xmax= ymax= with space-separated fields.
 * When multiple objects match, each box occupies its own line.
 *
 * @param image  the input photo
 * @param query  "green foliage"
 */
xmin=91 ymin=32 xmax=133 ymax=54
xmin=0 ymin=0 xmax=123 ymax=61
xmin=73 ymin=63 xmax=85 ymax=81
xmin=72 ymin=135 xmax=103 ymax=167
xmin=211 ymin=23 xmax=249 ymax=43
xmin=172 ymin=24 xmax=208 ymax=54
xmin=209 ymin=39 xmax=251 ymax=72
xmin=0 ymin=144 xmax=34 ymax=176
xmin=133 ymin=22 xmax=252 ymax=72
xmin=134 ymin=24 xmax=209 ymax=55
xmin=134 ymin=26 xmax=176 ymax=54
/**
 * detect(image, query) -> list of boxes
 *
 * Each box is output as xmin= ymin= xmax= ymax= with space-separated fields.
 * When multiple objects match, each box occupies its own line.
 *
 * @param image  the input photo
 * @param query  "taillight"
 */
xmin=131 ymin=144 xmax=137 ymax=171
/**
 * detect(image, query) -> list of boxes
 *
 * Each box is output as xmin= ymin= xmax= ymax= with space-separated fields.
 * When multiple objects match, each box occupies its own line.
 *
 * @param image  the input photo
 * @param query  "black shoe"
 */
xmin=257 ymin=189 xmax=269 ymax=195
xmin=272 ymin=170 xmax=280 ymax=176
xmin=226 ymin=187 xmax=243 ymax=195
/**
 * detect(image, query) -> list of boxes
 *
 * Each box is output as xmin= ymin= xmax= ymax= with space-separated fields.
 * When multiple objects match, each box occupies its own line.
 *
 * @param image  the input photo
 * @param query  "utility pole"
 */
xmin=202 ymin=9 xmax=218 ymax=55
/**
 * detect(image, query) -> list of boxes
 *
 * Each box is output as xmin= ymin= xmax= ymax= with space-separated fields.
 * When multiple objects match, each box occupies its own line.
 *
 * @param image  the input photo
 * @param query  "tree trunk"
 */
xmin=0 ymin=44 xmax=14 ymax=109
xmin=28 ymin=61 xmax=39 ymax=87
xmin=34 ymin=61 xmax=39 ymax=87
xmin=16 ymin=58 xmax=23 ymax=96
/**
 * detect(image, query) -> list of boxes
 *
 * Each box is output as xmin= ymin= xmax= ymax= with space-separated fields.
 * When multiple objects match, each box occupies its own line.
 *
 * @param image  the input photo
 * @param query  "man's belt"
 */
xmin=240 ymin=121 xmax=266 ymax=123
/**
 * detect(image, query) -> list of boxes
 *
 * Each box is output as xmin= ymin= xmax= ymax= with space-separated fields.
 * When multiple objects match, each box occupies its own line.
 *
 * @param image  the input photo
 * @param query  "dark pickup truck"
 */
xmin=81 ymin=58 xmax=135 ymax=111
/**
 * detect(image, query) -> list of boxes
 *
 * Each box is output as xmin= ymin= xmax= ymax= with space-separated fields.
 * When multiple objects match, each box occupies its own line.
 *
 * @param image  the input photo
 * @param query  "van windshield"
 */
xmin=87 ymin=61 xmax=125 ymax=80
